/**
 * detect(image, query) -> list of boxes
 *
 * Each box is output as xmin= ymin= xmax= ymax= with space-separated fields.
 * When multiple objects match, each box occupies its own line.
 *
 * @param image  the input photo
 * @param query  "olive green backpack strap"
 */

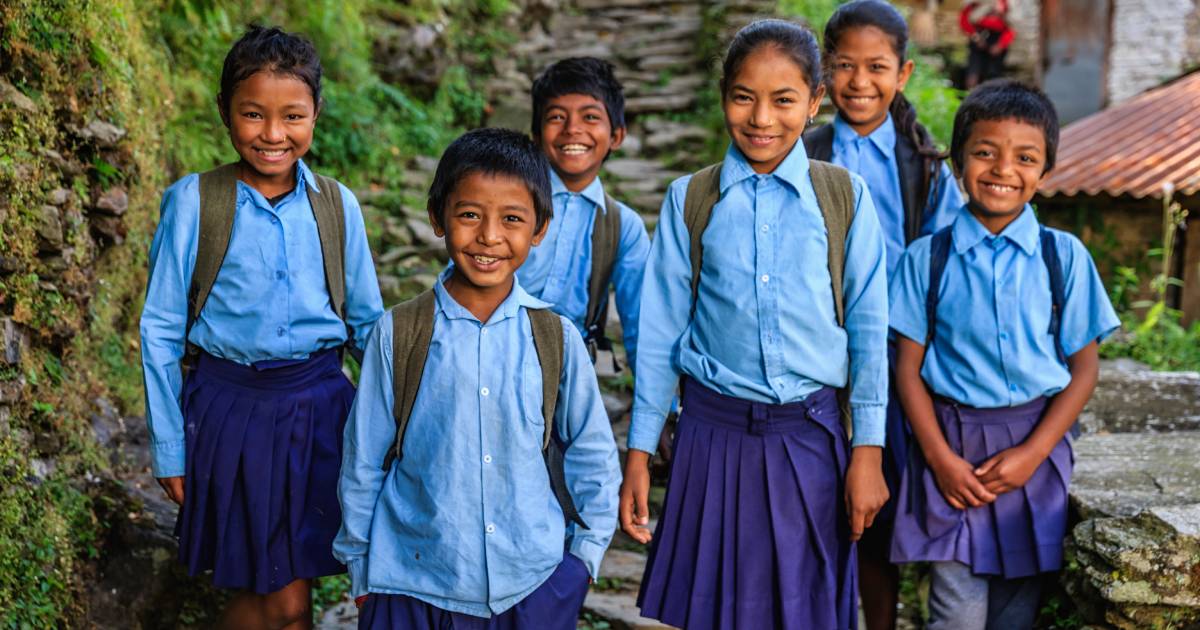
xmin=529 ymin=307 xmax=587 ymax=529
xmin=582 ymin=194 xmax=622 ymax=360
xmin=383 ymin=290 xmax=437 ymax=471
xmin=809 ymin=159 xmax=857 ymax=437
xmin=189 ymin=163 xmax=241 ymax=347
xmin=307 ymin=173 xmax=347 ymax=323
xmin=683 ymin=162 xmax=724 ymax=303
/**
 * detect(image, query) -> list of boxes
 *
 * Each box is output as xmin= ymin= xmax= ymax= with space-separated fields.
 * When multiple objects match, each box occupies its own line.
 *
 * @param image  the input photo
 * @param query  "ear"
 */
xmin=897 ymin=59 xmax=916 ymax=92
xmin=427 ymin=208 xmax=446 ymax=238
xmin=217 ymin=94 xmax=230 ymax=129
xmin=808 ymin=84 xmax=827 ymax=120
xmin=609 ymin=126 xmax=626 ymax=152
xmin=531 ymin=214 xmax=550 ymax=246
xmin=313 ymin=97 xmax=323 ymax=123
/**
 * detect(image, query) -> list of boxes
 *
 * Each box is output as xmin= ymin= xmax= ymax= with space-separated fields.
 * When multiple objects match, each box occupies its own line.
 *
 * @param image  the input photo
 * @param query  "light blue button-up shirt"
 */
xmin=629 ymin=143 xmax=890 ymax=453
xmin=333 ymin=270 xmax=619 ymax=617
xmin=139 ymin=160 xmax=384 ymax=477
xmin=889 ymin=206 xmax=1120 ymax=408
xmin=517 ymin=170 xmax=650 ymax=368
xmin=830 ymin=113 xmax=963 ymax=280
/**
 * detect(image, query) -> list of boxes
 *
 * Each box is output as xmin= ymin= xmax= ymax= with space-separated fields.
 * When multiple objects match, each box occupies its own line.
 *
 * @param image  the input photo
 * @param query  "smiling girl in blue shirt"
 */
xmin=334 ymin=129 xmax=619 ymax=630
xmin=139 ymin=26 xmax=384 ymax=629
xmin=620 ymin=19 xmax=890 ymax=630
xmin=888 ymin=81 xmax=1119 ymax=630
xmin=802 ymin=3 xmax=965 ymax=627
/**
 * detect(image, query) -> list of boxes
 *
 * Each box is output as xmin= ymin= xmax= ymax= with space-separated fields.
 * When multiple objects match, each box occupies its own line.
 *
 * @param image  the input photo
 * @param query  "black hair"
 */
xmin=824 ymin=0 xmax=945 ymax=206
xmin=950 ymin=79 xmax=1060 ymax=174
xmin=427 ymin=128 xmax=553 ymax=234
xmin=530 ymin=57 xmax=627 ymax=137
xmin=218 ymin=24 xmax=322 ymax=119
xmin=720 ymin=19 xmax=822 ymax=96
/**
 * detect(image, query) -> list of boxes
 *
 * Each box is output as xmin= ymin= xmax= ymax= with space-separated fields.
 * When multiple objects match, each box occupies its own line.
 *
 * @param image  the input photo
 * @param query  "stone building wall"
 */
xmin=1107 ymin=0 xmax=1200 ymax=103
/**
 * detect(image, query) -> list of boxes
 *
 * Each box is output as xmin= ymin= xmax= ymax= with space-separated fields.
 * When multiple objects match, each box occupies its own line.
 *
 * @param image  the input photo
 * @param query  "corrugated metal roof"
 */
xmin=1039 ymin=70 xmax=1200 ymax=200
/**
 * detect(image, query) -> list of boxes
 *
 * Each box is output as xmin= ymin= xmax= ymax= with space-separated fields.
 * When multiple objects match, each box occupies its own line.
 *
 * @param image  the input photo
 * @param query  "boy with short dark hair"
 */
xmin=334 ymin=128 xmax=620 ymax=630
xmin=523 ymin=57 xmax=650 ymax=372
xmin=888 ymin=79 xmax=1119 ymax=629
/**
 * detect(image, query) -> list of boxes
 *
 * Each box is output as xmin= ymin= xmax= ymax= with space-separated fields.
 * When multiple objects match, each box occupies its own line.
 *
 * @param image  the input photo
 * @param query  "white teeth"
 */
xmin=984 ymin=183 xmax=1017 ymax=193
xmin=561 ymin=144 xmax=588 ymax=155
xmin=473 ymin=255 xmax=497 ymax=264
xmin=258 ymin=149 xmax=286 ymax=157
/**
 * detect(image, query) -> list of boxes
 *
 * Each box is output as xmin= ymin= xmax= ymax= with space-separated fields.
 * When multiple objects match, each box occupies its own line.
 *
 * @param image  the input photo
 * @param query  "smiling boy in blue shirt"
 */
xmin=334 ymin=128 xmax=620 ymax=629
xmin=888 ymin=80 xmax=1119 ymax=630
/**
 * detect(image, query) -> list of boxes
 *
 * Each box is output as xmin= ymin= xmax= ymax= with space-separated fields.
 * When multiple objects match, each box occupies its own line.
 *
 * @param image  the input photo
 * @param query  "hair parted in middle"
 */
xmin=720 ymin=18 xmax=823 ymax=96
xmin=427 ymin=128 xmax=554 ymax=233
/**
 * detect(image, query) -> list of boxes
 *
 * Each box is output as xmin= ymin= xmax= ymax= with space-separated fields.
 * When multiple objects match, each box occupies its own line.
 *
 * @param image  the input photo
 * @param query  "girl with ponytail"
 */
xmin=802 ymin=2 xmax=963 ymax=629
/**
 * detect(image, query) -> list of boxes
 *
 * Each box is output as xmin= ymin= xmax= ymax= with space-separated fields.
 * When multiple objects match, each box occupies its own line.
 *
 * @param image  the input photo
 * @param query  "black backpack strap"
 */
xmin=802 ymin=124 xmax=834 ymax=162
xmin=383 ymin=290 xmax=437 ymax=471
xmin=1040 ymin=227 xmax=1068 ymax=365
xmin=529 ymin=308 xmax=588 ymax=530
xmin=582 ymin=194 xmax=622 ymax=366
xmin=894 ymin=134 xmax=926 ymax=244
xmin=926 ymin=226 xmax=955 ymax=348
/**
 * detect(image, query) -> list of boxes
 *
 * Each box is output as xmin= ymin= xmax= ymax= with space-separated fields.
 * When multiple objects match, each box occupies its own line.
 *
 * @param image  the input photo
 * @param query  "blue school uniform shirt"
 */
xmin=139 ymin=160 xmax=385 ymax=477
xmin=333 ymin=269 xmax=620 ymax=617
xmin=830 ymin=113 xmax=962 ymax=279
xmin=889 ymin=206 xmax=1120 ymax=407
xmin=628 ymin=143 xmax=891 ymax=453
xmin=516 ymin=170 xmax=650 ymax=368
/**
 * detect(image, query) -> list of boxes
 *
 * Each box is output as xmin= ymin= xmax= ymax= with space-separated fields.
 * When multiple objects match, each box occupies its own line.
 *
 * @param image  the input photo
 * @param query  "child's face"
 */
xmin=723 ymin=46 xmax=824 ymax=174
xmin=959 ymin=118 xmax=1049 ymax=220
xmin=430 ymin=171 xmax=547 ymax=294
xmin=537 ymin=93 xmax=624 ymax=190
xmin=221 ymin=71 xmax=317 ymax=188
xmin=827 ymin=26 xmax=914 ymax=137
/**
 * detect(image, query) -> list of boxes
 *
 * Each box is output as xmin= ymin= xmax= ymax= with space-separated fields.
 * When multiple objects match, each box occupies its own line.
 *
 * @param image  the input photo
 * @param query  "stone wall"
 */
xmin=1107 ymin=0 xmax=1200 ymax=103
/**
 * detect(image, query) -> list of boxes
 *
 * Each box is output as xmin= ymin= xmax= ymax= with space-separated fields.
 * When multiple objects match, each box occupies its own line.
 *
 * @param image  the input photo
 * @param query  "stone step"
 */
xmin=1078 ymin=359 xmax=1200 ymax=434
xmin=584 ymin=592 xmax=678 ymax=629
xmin=1070 ymin=430 xmax=1200 ymax=520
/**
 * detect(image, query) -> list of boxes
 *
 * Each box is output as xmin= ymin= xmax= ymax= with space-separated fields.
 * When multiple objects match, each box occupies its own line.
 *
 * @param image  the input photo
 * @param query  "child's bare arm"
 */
xmin=895 ymin=336 xmax=996 ymax=509
xmin=975 ymin=341 xmax=1099 ymax=493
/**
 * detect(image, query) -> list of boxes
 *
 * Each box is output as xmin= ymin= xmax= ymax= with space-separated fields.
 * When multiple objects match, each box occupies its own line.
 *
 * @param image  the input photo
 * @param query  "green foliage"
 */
xmin=906 ymin=56 xmax=962 ymax=149
xmin=312 ymin=573 xmax=351 ymax=619
xmin=777 ymin=0 xmax=843 ymax=31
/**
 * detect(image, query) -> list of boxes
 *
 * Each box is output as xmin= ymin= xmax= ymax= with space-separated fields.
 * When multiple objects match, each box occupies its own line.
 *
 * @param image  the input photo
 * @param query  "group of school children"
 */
xmin=139 ymin=2 xmax=1120 ymax=629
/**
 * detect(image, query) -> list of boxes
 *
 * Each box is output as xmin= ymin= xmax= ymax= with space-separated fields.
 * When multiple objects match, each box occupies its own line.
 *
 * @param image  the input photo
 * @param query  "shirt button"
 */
xmin=483 ymin=454 xmax=493 ymax=464
xmin=276 ymin=326 xmax=285 ymax=337
xmin=481 ymin=328 xmax=488 ymax=336
xmin=761 ymin=274 xmax=770 ymax=283
xmin=999 ymin=332 xmax=1008 ymax=340
xmin=275 ymin=270 xmax=285 ymax=280
xmin=761 ymin=224 xmax=769 ymax=232
xmin=480 ymin=387 xmax=490 ymax=397
xmin=271 ymin=217 xmax=279 ymax=224
xmin=1009 ymin=383 xmax=1018 ymax=392
xmin=486 ymin=523 xmax=496 ymax=534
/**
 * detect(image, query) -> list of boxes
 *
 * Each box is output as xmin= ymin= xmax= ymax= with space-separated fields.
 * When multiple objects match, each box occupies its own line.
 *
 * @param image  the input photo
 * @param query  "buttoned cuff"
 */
xmin=346 ymin=557 xmax=368 ymax=597
xmin=151 ymin=440 xmax=186 ymax=478
xmin=850 ymin=403 xmax=886 ymax=447
xmin=626 ymin=410 xmax=665 ymax=454
xmin=569 ymin=537 xmax=606 ymax=580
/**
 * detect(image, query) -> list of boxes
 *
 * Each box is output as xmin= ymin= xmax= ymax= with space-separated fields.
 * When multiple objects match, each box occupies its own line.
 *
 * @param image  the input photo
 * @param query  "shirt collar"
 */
xmin=235 ymin=159 xmax=320 ymax=204
xmin=433 ymin=264 xmax=552 ymax=324
xmin=719 ymin=140 xmax=811 ymax=195
xmin=549 ymin=168 xmax=608 ymax=214
xmin=832 ymin=113 xmax=896 ymax=160
xmin=952 ymin=203 xmax=1039 ymax=255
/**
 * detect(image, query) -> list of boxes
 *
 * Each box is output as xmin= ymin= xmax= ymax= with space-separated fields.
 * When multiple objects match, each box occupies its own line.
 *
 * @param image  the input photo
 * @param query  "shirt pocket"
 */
xmin=521 ymin=355 xmax=547 ymax=429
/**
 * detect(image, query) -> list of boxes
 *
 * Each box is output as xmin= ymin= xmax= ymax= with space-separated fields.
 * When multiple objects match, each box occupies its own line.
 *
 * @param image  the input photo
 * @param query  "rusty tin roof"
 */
xmin=1039 ymin=70 xmax=1200 ymax=200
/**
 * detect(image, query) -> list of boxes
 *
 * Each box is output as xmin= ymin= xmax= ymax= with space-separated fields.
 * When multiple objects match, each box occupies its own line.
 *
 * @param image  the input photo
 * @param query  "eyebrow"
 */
xmin=975 ymin=138 xmax=1044 ymax=153
xmin=238 ymin=100 xmax=311 ymax=109
xmin=730 ymin=83 xmax=801 ymax=95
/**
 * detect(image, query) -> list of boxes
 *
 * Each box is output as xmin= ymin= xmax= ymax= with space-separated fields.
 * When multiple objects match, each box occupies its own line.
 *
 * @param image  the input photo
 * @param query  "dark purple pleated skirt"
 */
xmin=357 ymin=553 xmax=590 ymax=630
xmin=637 ymin=378 xmax=857 ymax=630
xmin=890 ymin=396 xmax=1073 ymax=579
xmin=176 ymin=349 xmax=353 ymax=594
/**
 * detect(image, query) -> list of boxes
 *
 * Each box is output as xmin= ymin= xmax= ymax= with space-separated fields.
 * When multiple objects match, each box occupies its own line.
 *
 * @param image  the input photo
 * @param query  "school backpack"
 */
xmin=582 ymin=194 xmax=622 ymax=367
xmin=186 ymin=163 xmax=349 ymax=357
xmin=682 ymin=160 xmax=857 ymax=436
xmin=923 ymin=224 xmax=1067 ymax=364
xmin=804 ymin=124 xmax=946 ymax=246
xmin=383 ymin=290 xmax=588 ymax=529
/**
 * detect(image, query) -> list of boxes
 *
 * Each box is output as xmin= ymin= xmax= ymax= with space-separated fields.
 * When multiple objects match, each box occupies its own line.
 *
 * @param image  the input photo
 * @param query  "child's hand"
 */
xmin=974 ymin=445 xmax=1043 ymax=494
xmin=618 ymin=450 xmax=653 ymax=544
xmin=929 ymin=453 xmax=996 ymax=510
xmin=157 ymin=476 xmax=185 ymax=505
xmin=844 ymin=446 xmax=889 ymax=542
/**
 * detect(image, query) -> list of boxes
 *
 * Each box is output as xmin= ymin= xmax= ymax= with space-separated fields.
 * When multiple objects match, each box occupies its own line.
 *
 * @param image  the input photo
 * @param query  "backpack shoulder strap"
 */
xmin=190 ymin=163 xmax=241 ymax=337
xmin=583 ymin=195 xmax=622 ymax=347
xmin=684 ymin=163 xmax=724 ymax=302
xmin=528 ymin=308 xmax=588 ymax=529
xmin=926 ymin=226 xmax=955 ymax=347
xmin=384 ymin=289 xmax=437 ymax=470
xmin=307 ymin=173 xmax=348 ymax=322
xmin=1039 ymin=226 xmax=1068 ymax=365
xmin=893 ymin=133 xmax=926 ymax=244
xmin=808 ymin=160 xmax=856 ymax=328
xmin=802 ymin=124 xmax=835 ymax=162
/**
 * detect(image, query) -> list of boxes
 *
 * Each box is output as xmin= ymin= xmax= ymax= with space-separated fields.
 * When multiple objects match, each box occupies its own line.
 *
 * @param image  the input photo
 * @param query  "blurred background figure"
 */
xmin=960 ymin=0 xmax=1013 ymax=88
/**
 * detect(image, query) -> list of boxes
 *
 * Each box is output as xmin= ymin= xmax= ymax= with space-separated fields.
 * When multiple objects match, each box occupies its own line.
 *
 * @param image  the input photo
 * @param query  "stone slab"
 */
xmin=1078 ymin=359 xmax=1200 ymax=434
xmin=1070 ymin=430 xmax=1200 ymax=520
xmin=583 ymin=592 xmax=678 ymax=629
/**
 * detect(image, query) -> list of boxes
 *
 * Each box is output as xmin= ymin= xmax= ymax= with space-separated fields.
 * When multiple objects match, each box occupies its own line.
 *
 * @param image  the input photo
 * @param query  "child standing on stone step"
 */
xmin=139 ymin=25 xmax=384 ymax=629
xmin=802 ymin=3 xmax=964 ymax=627
xmin=888 ymin=80 xmax=1118 ymax=630
xmin=620 ymin=19 xmax=890 ymax=629
xmin=334 ymin=128 xmax=619 ymax=630
xmin=521 ymin=57 xmax=650 ymax=374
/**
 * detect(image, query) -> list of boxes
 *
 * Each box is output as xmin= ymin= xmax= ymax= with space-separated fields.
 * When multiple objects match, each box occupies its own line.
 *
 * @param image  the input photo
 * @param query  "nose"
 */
xmin=261 ymin=117 xmax=285 ymax=143
xmin=565 ymin=113 xmax=583 ymax=135
xmin=477 ymin=214 xmax=503 ymax=245
xmin=992 ymin=151 xmax=1016 ymax=176
xmin=850 ymin=66 xmax=870 ymax=89
xmin=750 ymin=99 xmax=772 ymax=128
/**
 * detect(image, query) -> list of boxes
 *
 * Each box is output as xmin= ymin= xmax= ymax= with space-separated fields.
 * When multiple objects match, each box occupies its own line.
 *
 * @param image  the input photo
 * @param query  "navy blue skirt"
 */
xmin=637 ymin=378 xmax=858 ymax=630
xmin=176 ymin=349 xmax=353 ymax=593
xmin=358 ymin=553 xmax=590 ymax=630
xmin=890 ymin=396 xmax=1073 ymax=578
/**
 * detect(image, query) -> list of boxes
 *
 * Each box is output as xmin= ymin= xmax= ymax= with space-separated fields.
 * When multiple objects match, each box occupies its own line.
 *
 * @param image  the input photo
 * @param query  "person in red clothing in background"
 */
xmin=961 ymin=1 xmax=1013 ymax=88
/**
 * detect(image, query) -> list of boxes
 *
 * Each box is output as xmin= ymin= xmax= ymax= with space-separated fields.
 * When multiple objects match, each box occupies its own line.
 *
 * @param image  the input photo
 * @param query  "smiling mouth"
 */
xmin=744 ymin=134 xmax=777 ymax=147
xmin=559 ymin=144 xmax=591 ymax=155
xmin=254 ymin=147 xmax=289 ymax=159
xmin=981 ymin=182 xmax=1019 ymax=194
xmin=843 ymin=95 xmax=877 ymax=105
